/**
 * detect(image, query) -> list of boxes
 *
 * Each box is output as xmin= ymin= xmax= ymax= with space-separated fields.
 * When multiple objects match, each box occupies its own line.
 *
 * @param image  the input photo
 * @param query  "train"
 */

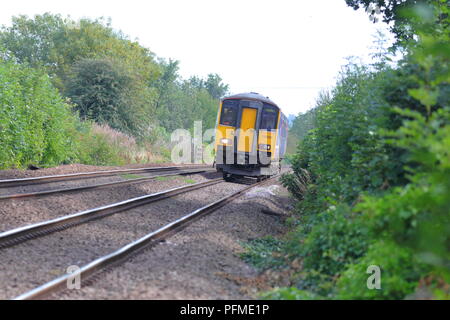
xmin=214 ymin=92 xmax=288 ymax=181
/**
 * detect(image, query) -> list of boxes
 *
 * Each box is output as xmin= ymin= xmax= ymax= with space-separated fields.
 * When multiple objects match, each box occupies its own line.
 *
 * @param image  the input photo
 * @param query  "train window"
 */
xmin=260 ymin=105 xmax=279 ymax=131
xmin=220 ymin=100 xmax=238 ymax=126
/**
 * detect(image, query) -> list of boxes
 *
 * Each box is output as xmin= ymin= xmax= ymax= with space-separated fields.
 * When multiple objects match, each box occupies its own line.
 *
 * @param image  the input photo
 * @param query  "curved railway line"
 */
xmin=0 ymin=168 xmax=213 ymax=201
xmin=12 ymin=175 xmax=276 ymax=300
xmin=0 ymin=165 xmax=281 ymax=300
xmin=0 ymin=165 xmax=209 ymax=188
xmin=0 ymin=178 xmax=222 ymax=249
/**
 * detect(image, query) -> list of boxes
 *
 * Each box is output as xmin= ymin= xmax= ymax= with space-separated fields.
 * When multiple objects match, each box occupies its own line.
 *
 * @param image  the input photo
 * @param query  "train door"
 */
xmin=237 ymin=103 xmax=258 ymax=153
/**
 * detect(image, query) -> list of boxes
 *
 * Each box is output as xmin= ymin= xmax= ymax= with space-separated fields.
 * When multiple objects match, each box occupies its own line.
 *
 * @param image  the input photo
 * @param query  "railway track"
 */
xmin=0 ymin=168 xmax=213 ymax=200
xmin=10 ymin=175 xmax=277 ymax=300
xmin=0 ymin=165 xmax=210 ymax=188
xmin=0 ymin=178 xmax=222 ymax=249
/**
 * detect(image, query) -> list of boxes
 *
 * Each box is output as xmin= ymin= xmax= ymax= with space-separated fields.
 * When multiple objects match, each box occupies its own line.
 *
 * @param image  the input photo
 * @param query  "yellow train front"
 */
xmin=214 ymin=92 xmax=288 ymax=181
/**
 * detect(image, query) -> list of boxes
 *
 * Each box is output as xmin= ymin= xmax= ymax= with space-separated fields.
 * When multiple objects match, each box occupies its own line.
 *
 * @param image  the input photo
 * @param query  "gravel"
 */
xmin=0 ymin=169 xmax=208 ymax=197
xmin=0 ymin=171 xmax=218 ymax=232
xmin=0 ymin=163 xmax=185 ymax=180
xmin=0 ymin=178 xmax=254 ymax=299
xmin=0 ymin=162 xmax=294 ymax=300
xmin=54 ymin=179 xmax=293 ymax=300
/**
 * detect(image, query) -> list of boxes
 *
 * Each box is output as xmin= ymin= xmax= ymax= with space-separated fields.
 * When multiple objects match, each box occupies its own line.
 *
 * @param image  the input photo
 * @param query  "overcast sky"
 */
xmin=0 ymin=0 xmax=393 ymax=116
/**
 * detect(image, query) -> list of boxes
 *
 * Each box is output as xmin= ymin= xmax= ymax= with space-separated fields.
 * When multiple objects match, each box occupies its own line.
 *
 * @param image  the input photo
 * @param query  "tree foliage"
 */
xmin=154 ymin=58 xmax=227 ymax=132
xmin=0 ymin=13 xmax=229 ymax=169
xmin=345 ymin=0 xmax=444 ymax=45
xmin=0 ymin=13 xmax=228 ymax=149
xmin=65 ymin=58 xmax=155 ymax=137
xmin=270 ymin=0 xmax=449 ymax=300
xmin=0 ymin=14 xmax=160 ymax=87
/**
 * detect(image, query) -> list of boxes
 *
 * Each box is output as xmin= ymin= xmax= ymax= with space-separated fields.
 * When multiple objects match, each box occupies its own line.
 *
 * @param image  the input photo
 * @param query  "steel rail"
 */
xmin=13 ymin=176 xmax=277 ymax=300
xmin=0 ymin=165 xmax=209 ymax=188
xmin=0 ymin=168 xmax=214 ymax=201
xmin=0 ymin=178 xmax=223 ymax=249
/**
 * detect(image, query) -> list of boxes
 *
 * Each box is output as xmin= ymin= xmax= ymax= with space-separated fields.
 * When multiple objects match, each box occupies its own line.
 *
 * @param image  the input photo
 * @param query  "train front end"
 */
xmin=214 ymin=92 xmax=288 ymax=181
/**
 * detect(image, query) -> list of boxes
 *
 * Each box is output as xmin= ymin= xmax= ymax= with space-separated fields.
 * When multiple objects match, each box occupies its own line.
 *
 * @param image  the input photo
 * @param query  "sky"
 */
xmin=0 ymin=0 xmax=393 ymax=116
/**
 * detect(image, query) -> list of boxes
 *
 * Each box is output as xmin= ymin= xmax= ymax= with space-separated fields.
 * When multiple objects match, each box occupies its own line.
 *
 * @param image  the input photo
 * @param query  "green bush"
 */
xmin=0 ymin=57 xmax=79 ymax=168
xmin=76 ymin=126 xmax=126 ymax=166
xmin=287 ymin=205 xmax=369 ymax=296
xmin=264 ymin=2 xmax=449 ymax=300
xmin=0 ymin=14 xmax=230 ymax=170
xmin=336 ymin=240 xmax=426 ymax=300
xmin=0 ymin=55 xmax=155 ymax=169
xmin=303 ymin=207 xmax=368 ymax=275
xmin=355 ymin=107 xmax=450 ymax=282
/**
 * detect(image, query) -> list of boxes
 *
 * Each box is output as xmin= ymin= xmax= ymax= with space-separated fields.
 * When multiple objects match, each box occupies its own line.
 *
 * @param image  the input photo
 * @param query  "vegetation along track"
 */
xmin=0 ymin=178 xmax=222 ymax=249
xmin=12 ymin=175 xmax=278 ymax=300
xmin=0 ymin=168 xmax=213 ymax=200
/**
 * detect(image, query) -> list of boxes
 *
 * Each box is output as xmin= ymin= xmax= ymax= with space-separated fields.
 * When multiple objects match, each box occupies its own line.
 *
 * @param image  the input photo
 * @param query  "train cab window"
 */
xmin=220 ymin=100 xmax=238 ymax=126
xmin=260 ymin=105 xmax=279 ymax=131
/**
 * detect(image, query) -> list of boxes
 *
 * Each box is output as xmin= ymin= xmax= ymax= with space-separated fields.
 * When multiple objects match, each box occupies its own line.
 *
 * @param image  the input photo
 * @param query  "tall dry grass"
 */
xmin=77 ymin=123 xmax=168 ymax=166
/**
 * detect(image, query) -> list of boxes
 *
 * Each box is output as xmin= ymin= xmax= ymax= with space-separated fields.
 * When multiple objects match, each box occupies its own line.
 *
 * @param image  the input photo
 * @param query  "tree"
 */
xmin=153 ymin=60 xmax=223 ymax=132
xmin=0 ymin=13 xmax=66 ymax=71
xmin=61 ymin=17 xmax=160 ymax=84
xmin=65 ymin=58 xmax=155 ymax=136
xmin=0 ymin=14 xmax=160 ymax=90
xmin=153 ymin=59 xmax=185 ymax=132
xmin=345 ymin=0 xmax=441 ymax=45
xmin=203 ymin=73 xmax=229 ymax=99
xmin=0 ymin=13 xmax=228 ymax=139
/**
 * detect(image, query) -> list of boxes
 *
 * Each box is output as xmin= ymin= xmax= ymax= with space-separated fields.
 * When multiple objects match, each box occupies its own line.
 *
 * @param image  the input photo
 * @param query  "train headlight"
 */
xmin=259 ymin=144 xmax=271 ymax=150
xmin=220 ymin=138 xmax=232 ymax=145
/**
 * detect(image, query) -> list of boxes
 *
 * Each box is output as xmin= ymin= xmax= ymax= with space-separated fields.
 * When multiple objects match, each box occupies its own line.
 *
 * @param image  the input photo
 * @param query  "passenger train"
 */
xmin=214 ymin=92 xmax=288 ymax=181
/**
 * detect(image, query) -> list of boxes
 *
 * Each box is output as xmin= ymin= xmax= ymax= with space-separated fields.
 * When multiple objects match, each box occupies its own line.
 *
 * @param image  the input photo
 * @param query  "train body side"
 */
xmin=214 ymin=93 xmax=288 ymax=179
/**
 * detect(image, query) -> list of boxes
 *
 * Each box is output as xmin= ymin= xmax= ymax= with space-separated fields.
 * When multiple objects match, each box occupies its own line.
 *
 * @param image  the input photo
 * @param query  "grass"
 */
xmin=240 ymin=237 xmax=286 ymax=271
xmin=119 ymin=173 xmax=145 ymax=180
xmin=76 ymin=123 xmax=171 ymax=167
xmin=154 ymin=176 xmax=177 ymax=182
xmin=154 ymin=175 xmax=197 ymax=184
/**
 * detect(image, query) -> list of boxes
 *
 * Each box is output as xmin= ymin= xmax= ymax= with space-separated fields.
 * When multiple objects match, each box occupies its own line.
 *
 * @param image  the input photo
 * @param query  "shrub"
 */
xmin=302 ymin=207 xmax=368 ymax=275
xmin=336 ymin=240 xmax=426 ymax=300
xmin=75 ymin=123 xmax=133 ymax=166
xmin=260 ymin=1 xmax=450 ymax=301
xmin=0 ymin=57 xmax=79 ymax=168
xmin=286 ymin=205 xmax=369 ymax=296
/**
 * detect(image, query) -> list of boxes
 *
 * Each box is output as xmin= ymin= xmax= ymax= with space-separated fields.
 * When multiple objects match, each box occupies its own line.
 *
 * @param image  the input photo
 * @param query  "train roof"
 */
xmin=223 ymin=92 xmax=280 ymax=108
